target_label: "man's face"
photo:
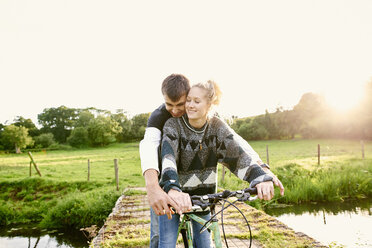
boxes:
[163,94,187,117]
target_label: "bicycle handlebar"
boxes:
[189,187,258,212]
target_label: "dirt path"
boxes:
[91,188,328,248]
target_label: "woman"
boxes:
[158,81,278,247]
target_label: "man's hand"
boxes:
[144,169,180,219]
[168,189,192,216]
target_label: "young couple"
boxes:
[140,74,284,248]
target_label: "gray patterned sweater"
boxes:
[159,115,273,196]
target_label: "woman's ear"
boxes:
[207,102,213,113]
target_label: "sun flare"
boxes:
[325,89,362,112]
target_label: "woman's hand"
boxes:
[262,167,285,196]
[255,181,275,201]
[168,189,192,217]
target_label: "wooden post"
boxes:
[361,140,365,160]
[27,152,42,177]
[29,162,32,177]
[221,165,225,182]
[114,159,119,191]
[266,145,269,165]
[87,159,90,181]
[318,144,320,165]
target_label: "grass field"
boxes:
[0,139,371,230]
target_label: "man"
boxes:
[139,74,284,247]
[140,74,190,247]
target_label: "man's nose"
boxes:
[172,109,180,114]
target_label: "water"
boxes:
[265,199,372,248]
[1,200,371,248]
[0,225,89,248]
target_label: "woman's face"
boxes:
[186,87,211,121]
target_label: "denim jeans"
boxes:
[158,212,212,248]
[150,207,159,248]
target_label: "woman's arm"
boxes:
[213,118,280,199]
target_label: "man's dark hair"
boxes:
[161,74,190,102]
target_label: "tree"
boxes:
[111,109,132,142]
[130,113,150,140]
[0,123,4,150]
[38,106,79,143]
[74,110,95,128]
[237,118,268,140]
[293,93,328,139]
[293,93,327,121]
[67,127,89,148]
[87,115,122,146]
[34,133,56,148]
[1,125,34,153]
[12,116,40,137]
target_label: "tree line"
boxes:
[1,79,371,153]
[231,80,372,141]
[0,107,149,153]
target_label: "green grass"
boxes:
[220,139,372,208]
[1,139,371,232]
[0,142,144,228]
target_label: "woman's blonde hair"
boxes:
[192,80,222,106]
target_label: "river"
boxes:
[1,199,371,248]
[0,225,89,248]
[265,198,372,248]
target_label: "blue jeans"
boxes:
[159,212,212,248]
[150,207,159,248]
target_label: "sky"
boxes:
[1,0,371,125]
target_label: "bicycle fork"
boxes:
[178,214,223,248]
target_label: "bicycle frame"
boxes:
[177,212,223,248]
[175,188,258,248]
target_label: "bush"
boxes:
[40,188,121,229]
[67,127,89,148]
[48,143,73,150]
[238,122,268,140]
[0,203,14,225]
[34,133,56,148]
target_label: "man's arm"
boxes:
[139,127,180,217]
[139,127,162,175]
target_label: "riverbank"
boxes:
[220,157,372,208]
[91,188,328,248]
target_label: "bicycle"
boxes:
[176,187,258,248]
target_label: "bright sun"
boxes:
[325,88,362,112]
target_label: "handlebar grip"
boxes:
[191,199,209,210]
[244,187,258,195]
